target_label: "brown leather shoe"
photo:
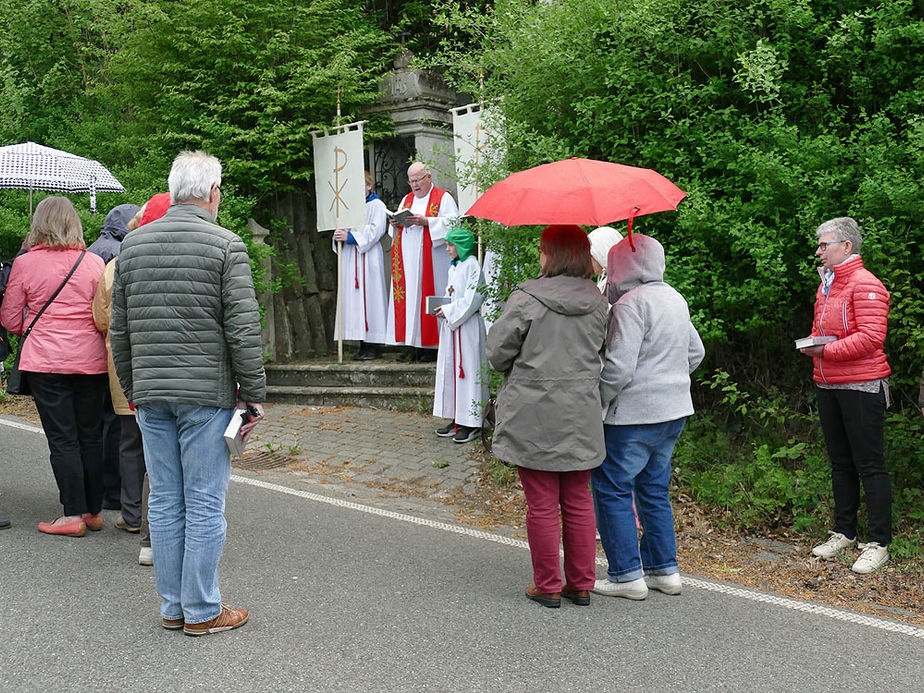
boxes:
[525,584,561,608]
[561,583,591,606]
[162,617,184,630]
[183,604,249,636]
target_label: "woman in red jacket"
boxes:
[1,197,107,537]
[799,217,891,574]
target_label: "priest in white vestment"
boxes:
[333,172,389,359]
[386,161,458,361]
[433,227,488,443]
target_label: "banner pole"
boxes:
[337,240,343,363]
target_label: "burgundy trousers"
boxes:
[517,467,597,594]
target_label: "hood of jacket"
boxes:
[518,275,604,316]
[606,234,665,303]
[99,204,140,241]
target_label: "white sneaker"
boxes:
[851,542,889,574]
[811,531,856,559]
[592,578,648,600]
[645,573,682,595]
[138,546,153,566]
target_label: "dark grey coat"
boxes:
[486,275,608,471]
[109,204,265,407]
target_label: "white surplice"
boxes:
[385,188,458,347]
[433,255,488,428]
[332,197,389,343]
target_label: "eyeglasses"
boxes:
[408,175,431,184]
[817,240,846,251]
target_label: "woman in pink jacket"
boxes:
[799,216,891,574]
[1,197,108,537]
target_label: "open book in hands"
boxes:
[794,335,837,350]
[386,208,416,226]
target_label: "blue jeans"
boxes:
[136,403,234,624]
[592,418,686,582]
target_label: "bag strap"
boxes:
[20,250,86,341]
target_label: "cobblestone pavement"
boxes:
[243,404,483,500]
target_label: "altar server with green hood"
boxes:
[432,226,489,444]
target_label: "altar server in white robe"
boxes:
[333,171,389,360]
[433,227,489,444]
[386,161,459,361]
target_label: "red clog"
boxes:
[82,513,103,531]
[38,516,87,537]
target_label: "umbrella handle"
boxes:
[627,206,639,252]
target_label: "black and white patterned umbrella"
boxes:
[0,141,125,214]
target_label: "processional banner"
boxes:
[451,104,502,214]
[312,122,366,231]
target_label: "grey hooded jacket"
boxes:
[109,204,265,408]
[487,274,608,471]
[601,235,705,425]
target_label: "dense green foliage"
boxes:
[0,0,396,259]
[432,0,924,553]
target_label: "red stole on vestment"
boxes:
[390,186,444,346]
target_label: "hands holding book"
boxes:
[387,209,428,228]
[796,335,836,358]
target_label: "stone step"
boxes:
[265,363,435,389]
[265,385,434,412]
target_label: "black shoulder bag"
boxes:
[6,251,86,396]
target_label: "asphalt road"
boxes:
[1,414,921,692]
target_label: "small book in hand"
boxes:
[387,208,416,226]
[426,295,451,315]
[224,406,255,457]
[794,335,837,350]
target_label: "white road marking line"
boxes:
[231,473,924,640]
[0,417,43,434]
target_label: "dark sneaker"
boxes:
[453,426,480,444]
[184,604,249,636]
[162,616,184,630]
[435,421,456,437]
[0,516,10,530]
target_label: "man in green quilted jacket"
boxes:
[111,150,265,637]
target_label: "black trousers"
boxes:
[29,373,108,516]
[101,391,122,507]
[816,385,892,546]
[118,414,146,528]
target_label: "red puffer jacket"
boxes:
[810,255,890,384]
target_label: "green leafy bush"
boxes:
[431,0,924,553]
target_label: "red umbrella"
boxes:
[466,157,686,248]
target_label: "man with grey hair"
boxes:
[111,150,266,635]
[386,161,458,361]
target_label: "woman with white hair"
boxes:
[799,216,892,574]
